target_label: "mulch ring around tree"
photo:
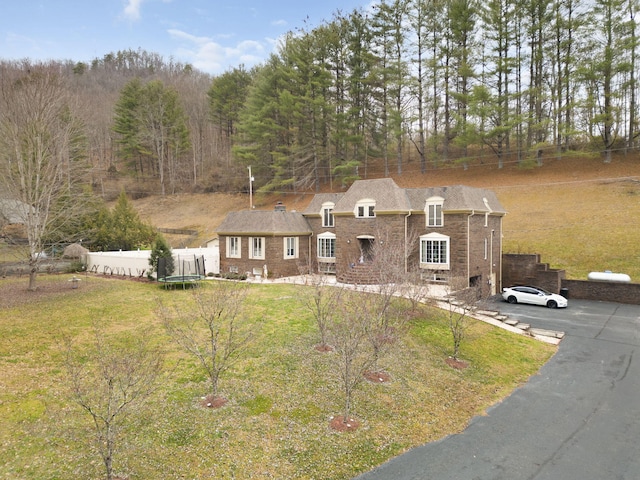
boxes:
[314,343,334,352]
[200,394,228,409]
[329,415,361,432]
[445,356,469,370]
[364,370,391,383]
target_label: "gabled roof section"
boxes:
[333,178,411,213]
[303,193,344,216]
[216,210,312,236]
[406,185,506,214]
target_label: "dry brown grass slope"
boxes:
[133,154,640,280]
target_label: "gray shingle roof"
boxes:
[333,178,412,213]
[322,179,505,215]
[216,210,312,236]
[303,193,344,216]
[217,181,505,237]
[406,185,506,214]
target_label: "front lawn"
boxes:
[0,275,555,479]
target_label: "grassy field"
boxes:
[498,177,640,280]
[0,275,554,480]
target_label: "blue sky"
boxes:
[1,0,370,75]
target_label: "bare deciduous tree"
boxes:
[363,226,418,373]
[443,278,481,360]
[327,289,379,428]
[399,268,432,314]
[300,274,343,351]
[158,281,251,403]
[0,62,88,290]
[64,327,163,480]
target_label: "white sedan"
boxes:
[502,286,568,309]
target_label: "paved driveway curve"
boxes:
[355,299,640,480]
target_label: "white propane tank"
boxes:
[587,271,631,283]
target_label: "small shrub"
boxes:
[221,272,247,280]
[65,260,86,273]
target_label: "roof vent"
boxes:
[274,201,286,212]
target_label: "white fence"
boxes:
[86,247,219,278]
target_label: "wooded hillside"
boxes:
[2,0,640,202]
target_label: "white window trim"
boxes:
[419,232,450,270]
[284,236,299,259]
[321,202,335,227]
[249,236,265,260]
[426,196,444,227]
[317,232,336,261]
[354,198,376,218]
[226,236,241,258]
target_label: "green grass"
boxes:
[499,178,640,281]
[0,276,555,479]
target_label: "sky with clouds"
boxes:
[1,0,370,75]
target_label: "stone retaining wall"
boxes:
[503,253,640,305]
[561,279,640,305]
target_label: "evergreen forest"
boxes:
[2,0,639,200]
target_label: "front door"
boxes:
[358,238,374,263]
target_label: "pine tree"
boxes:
[148,234,174,278]
[108,191,156,251]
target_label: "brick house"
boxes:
[216,205,312,279]
[217,179,506,295]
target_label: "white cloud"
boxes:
[271,19,287,27]
[123,0,144,21]
[168,29,267,74]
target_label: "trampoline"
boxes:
[157,254,206,289]
[157,274,204,287]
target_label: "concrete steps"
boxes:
[472,309,565,345]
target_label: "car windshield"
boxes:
[535,287,552,295]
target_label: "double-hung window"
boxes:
[426,196,444,227]
[322,202,335,227]
[249,237,265,260]
[420,233,450,269]
[227,236,241,258]
[284,237,298,259]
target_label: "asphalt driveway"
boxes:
[355,299,640,480]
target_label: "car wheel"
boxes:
[547,300,558,309]
[507,295,517,304]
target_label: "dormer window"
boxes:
[355,199,376,218]
[321,202,335,227]
[426,196,444,227]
